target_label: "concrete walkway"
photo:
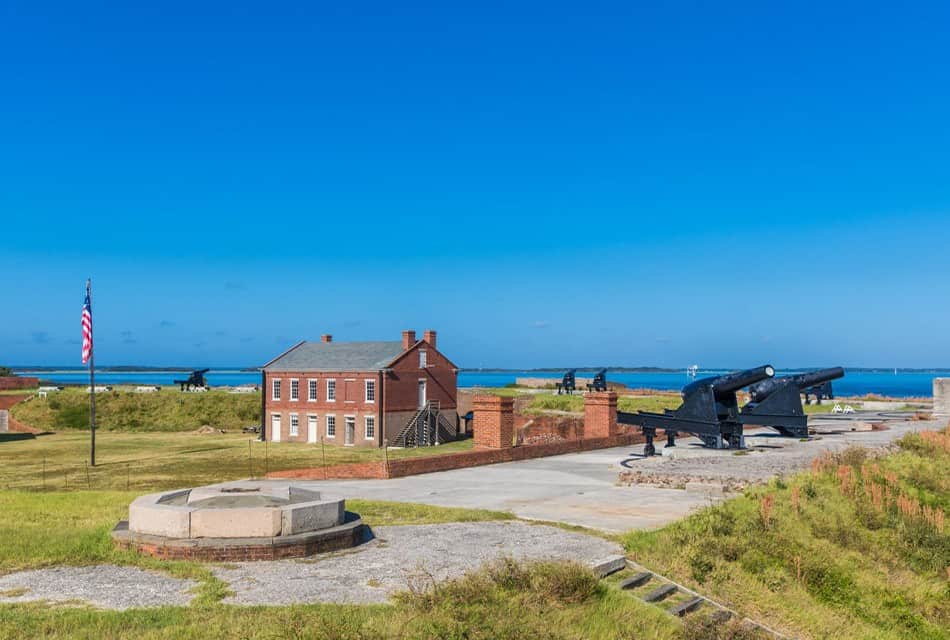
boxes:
[289,415,929,533]
[294,444,717,533]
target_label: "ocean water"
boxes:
[17,368,948,398]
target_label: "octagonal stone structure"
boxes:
[115,480,362,561]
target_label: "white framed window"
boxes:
[271,413,281,442]
[308,379,317,402]
[327,379,336,401]
[419,350,427,368]
[272,378,281,401]
[307,414,318,443]
[289,413,299,437]
[365,415,375,440]
[365,379,376,403]
[326,414,336,437]
[290,379,299,401]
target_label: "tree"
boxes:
[0,366,11,377]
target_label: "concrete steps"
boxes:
[601,559,792,639]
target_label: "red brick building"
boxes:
[261,330,459,447]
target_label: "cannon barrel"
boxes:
[748,367,844,402]
[796,367,844,390]
[682,365,775,398]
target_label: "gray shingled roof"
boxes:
[263,341,406,372]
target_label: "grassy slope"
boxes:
[0,431,473,491]
[624,429,950,640]
[12,387,262,432]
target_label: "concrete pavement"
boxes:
[294,443,718,533]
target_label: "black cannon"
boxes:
[618,365,775,455]
[587,369,608,392]
[174,368,209,391]
[556,369,577,395]
[803,380,835,405]
[742,367,845,437]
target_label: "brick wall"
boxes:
[516,414,583,444]
[584,392,618,438]
[268,428,646,481]
[0,377,39,390]
[262,370,381,446]
[385,341,458,413]
[271,460,389,480]
[473,395,514,448]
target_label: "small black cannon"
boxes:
[174,368,210,391]
[803,380,835,405]
[556,369,577,395]
[618,365,775,455]
[587,369,608,392]
[742,367,845,437]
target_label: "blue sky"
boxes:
[3,1,949,368]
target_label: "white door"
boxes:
[418,379,426,407]
[271,414,281,442]
[307,415,317,443]
[344,416,355,445]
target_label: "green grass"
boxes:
[0,431,473,491]
[0,560,681,639]
[0,490,680,640]
[0,490,512,575]
[624,430,950,640]
[522,393,682,415]
[11,387,262,432]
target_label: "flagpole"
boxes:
[87,279,96,467]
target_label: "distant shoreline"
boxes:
[10,365,950,373]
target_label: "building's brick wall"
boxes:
[383,409,417,444]
[262,370,381,446]
[0,377,39,390]
[385,340,458,413]
[584,392,618,438]
[262,333,459,447]
[473,395,514,449]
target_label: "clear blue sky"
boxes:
[3,1,949,369]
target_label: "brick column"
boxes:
[584,392,617,439]
[0,410,7,433]
[473,395,514,449]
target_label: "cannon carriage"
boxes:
[173,368,210,391]
[617,365,845,455]
[741,367,845,437]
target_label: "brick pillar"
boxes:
[934,378,950,418]
[584,392,618,439]
[0,410,7,433]
[473,395,514,449]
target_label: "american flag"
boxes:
[81,290,93,364]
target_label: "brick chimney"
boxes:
[321,334,333,343]
[402,330,416,350]
[423,329,437,349]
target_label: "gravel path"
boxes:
[0,522,619,609]
[214,521,621,605]
[0,566,197,609]
[619,419,937,488]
